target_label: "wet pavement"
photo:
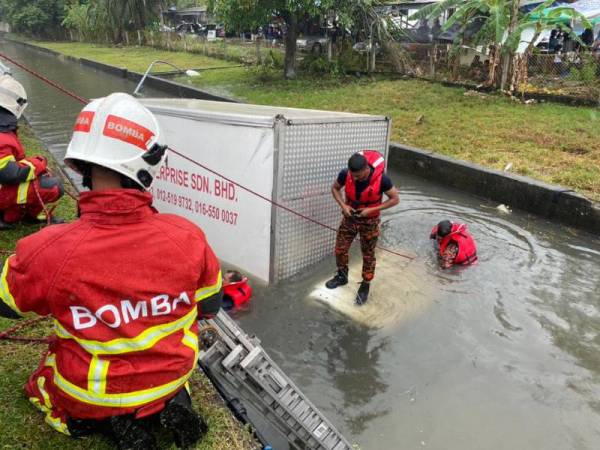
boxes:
[2,36,600,450]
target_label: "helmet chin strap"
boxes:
[80,163,93,190]
[120,175,144,191]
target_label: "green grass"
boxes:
[21,39,600,201]
[0,122,258,450]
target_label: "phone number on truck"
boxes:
[154,189,239,226]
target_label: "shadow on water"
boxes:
[3,36,600,450]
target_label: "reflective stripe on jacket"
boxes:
[0,189,222,420]
[0,130,34,202]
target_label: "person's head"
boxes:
[65,93,167,191]
[224,270,244,285]
[551,29,557,38]
[348,152,370,182]
[0,74,28,120]
[431,220,453,243]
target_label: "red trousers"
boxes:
[0,176,62,223]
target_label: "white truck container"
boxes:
[141,99,390,284]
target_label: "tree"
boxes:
[62,0,166,42]
[208,0,340,79]
[0,0,68,37]
[412,0,592,90]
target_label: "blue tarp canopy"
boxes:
[528,0,600,25]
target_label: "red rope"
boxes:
[0,51,89,105]
[0,51,416,261]
[32,181,54,226]
[0,316,50,345]
[168,147,416,260]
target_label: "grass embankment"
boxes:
[0,122,258,450]
[28,40,600,201]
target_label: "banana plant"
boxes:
[411,0,593,89]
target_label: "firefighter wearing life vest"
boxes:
[326,151,399,305]
[222,270,252,311]
[430,220,478,269]
[0,93,222,450]
[0,74,64,229]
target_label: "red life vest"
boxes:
[437,223,478,266]
[223,278,252,309]
[344,150,385,218]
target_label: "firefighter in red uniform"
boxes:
[0,74,63,228]
[430,220,478,269]
[326,151,400,305]
[0,93,222,450]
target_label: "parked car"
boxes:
[296,35,329,54]
[352,41,382,54]
[175,23,205,38]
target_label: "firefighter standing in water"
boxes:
[0,74,64,228]
[430,220,478,269]
[326,151,399,305]
[0,93,222,450]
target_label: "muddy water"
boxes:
[0,38,167,184]
[236,171,600,450]
[3,37,600,450]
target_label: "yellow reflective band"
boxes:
[45,354,194,408]
[181,327,199,354]
[16,180,30,205]
[45,414,70,436]
[195,271,222,303]
[0,256,25,317]
[0,155,16,170]
[88,356,110,394]
[54,307,198,356]
[20,159,36,182]
[28,379,71,436]
[37,376,52,409]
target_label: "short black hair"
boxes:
[348,153,368,172]
[226,270,243,283]
[437,220,452,237]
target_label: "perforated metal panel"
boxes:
[273,118,390,282]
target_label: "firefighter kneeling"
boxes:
[0,93,222,450]
[0,75,64,228]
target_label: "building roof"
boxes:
[178,7,207,14]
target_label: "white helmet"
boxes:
[0,74,28,119]
[65,93,167,189]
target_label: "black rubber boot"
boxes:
[108,415,157,450]
[325,270,348,289]
[160,389,208,449]
[0,216,13,230]
[355,281,370,305]
[67,417,103,438]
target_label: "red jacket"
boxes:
[0,130,47,205]
[0,190,222,421]
[436,223,478,266]
[344,150,385,218]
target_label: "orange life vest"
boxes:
[223,278,252,309]
[435,223,478,265]
[344,150,385,218]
